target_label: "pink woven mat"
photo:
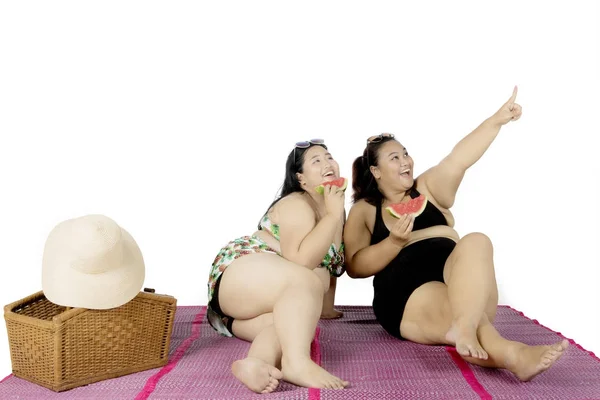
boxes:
[1,305,599,399]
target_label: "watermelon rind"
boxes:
[315,177,348,195]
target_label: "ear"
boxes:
[369,165,381,180]
[296,172,307,186]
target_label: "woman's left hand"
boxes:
[491,86,523,126]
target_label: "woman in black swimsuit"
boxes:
[343,87,568,381]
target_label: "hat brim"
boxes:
[42,227,145,310]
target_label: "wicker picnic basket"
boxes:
[3,288,177,392]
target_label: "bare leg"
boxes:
[219,253,349,390]
[463,315,569,381]
[321,276,343,319]
[485,272,499,324]
[226,314,282,393]
[400,282,568,381]
[443,233,496,359]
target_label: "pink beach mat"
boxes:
[1,305,599,399]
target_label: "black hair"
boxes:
[257,143,328,229]
[351,136,397,206]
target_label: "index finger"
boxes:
[506,85,518,105]
[405,215,415,232]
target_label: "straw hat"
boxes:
[42,214,145,309]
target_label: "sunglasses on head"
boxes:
[367,133,394,144]
[295,138,325,148]
[365,133,395,167]
[294,138,325,159]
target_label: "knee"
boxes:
[461,232,493,252]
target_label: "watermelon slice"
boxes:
[386,194,427,218]
[315,177,348,195]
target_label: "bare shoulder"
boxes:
[270,193,316,224]
[344,199,377,266]
[414,177,456,228]
[347,199,376,234]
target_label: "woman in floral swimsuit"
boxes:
[206,139,349,394]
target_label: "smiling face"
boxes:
[370,140,414,193]
[297,145,340,191]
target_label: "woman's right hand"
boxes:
[324,184,346,218]
[389,214,415,247]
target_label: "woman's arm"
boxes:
[422,87,523,209]
[343,201,413,278]
[277,189,345,269]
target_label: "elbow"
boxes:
[344,260,365,279]
[346,267,359,279]
[344,256,357,278]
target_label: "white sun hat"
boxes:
[42,214,145,309]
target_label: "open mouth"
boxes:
[323,171,336,178]
[400,169,411,177]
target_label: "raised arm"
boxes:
[343,201,414,279]
[422,86,523,209]
[277,187,345,269]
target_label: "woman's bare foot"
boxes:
[232,357,283,394]
[505,339,569,381]
[320,309,343,319]
[281,356,349,389]
[446,321,488,359]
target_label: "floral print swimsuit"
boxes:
[206,213,345,337]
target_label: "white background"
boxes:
[1,1,598,379]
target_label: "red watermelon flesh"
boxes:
[385,194,427,218]
[315,177,348,195]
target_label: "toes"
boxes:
[328,377,343,390]
[480,349,489,360]
[459,349,471,357]
[331,377,342,389]
[540,359,552,368]
[262,378,278,393]
[556,340,569,352]
[542,352,554,361]
[466,344,487,360]
[333,377,349,389]
[457,345,470,357]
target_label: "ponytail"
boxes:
[351,153,383,205]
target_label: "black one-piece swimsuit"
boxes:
[371,188,457,339]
